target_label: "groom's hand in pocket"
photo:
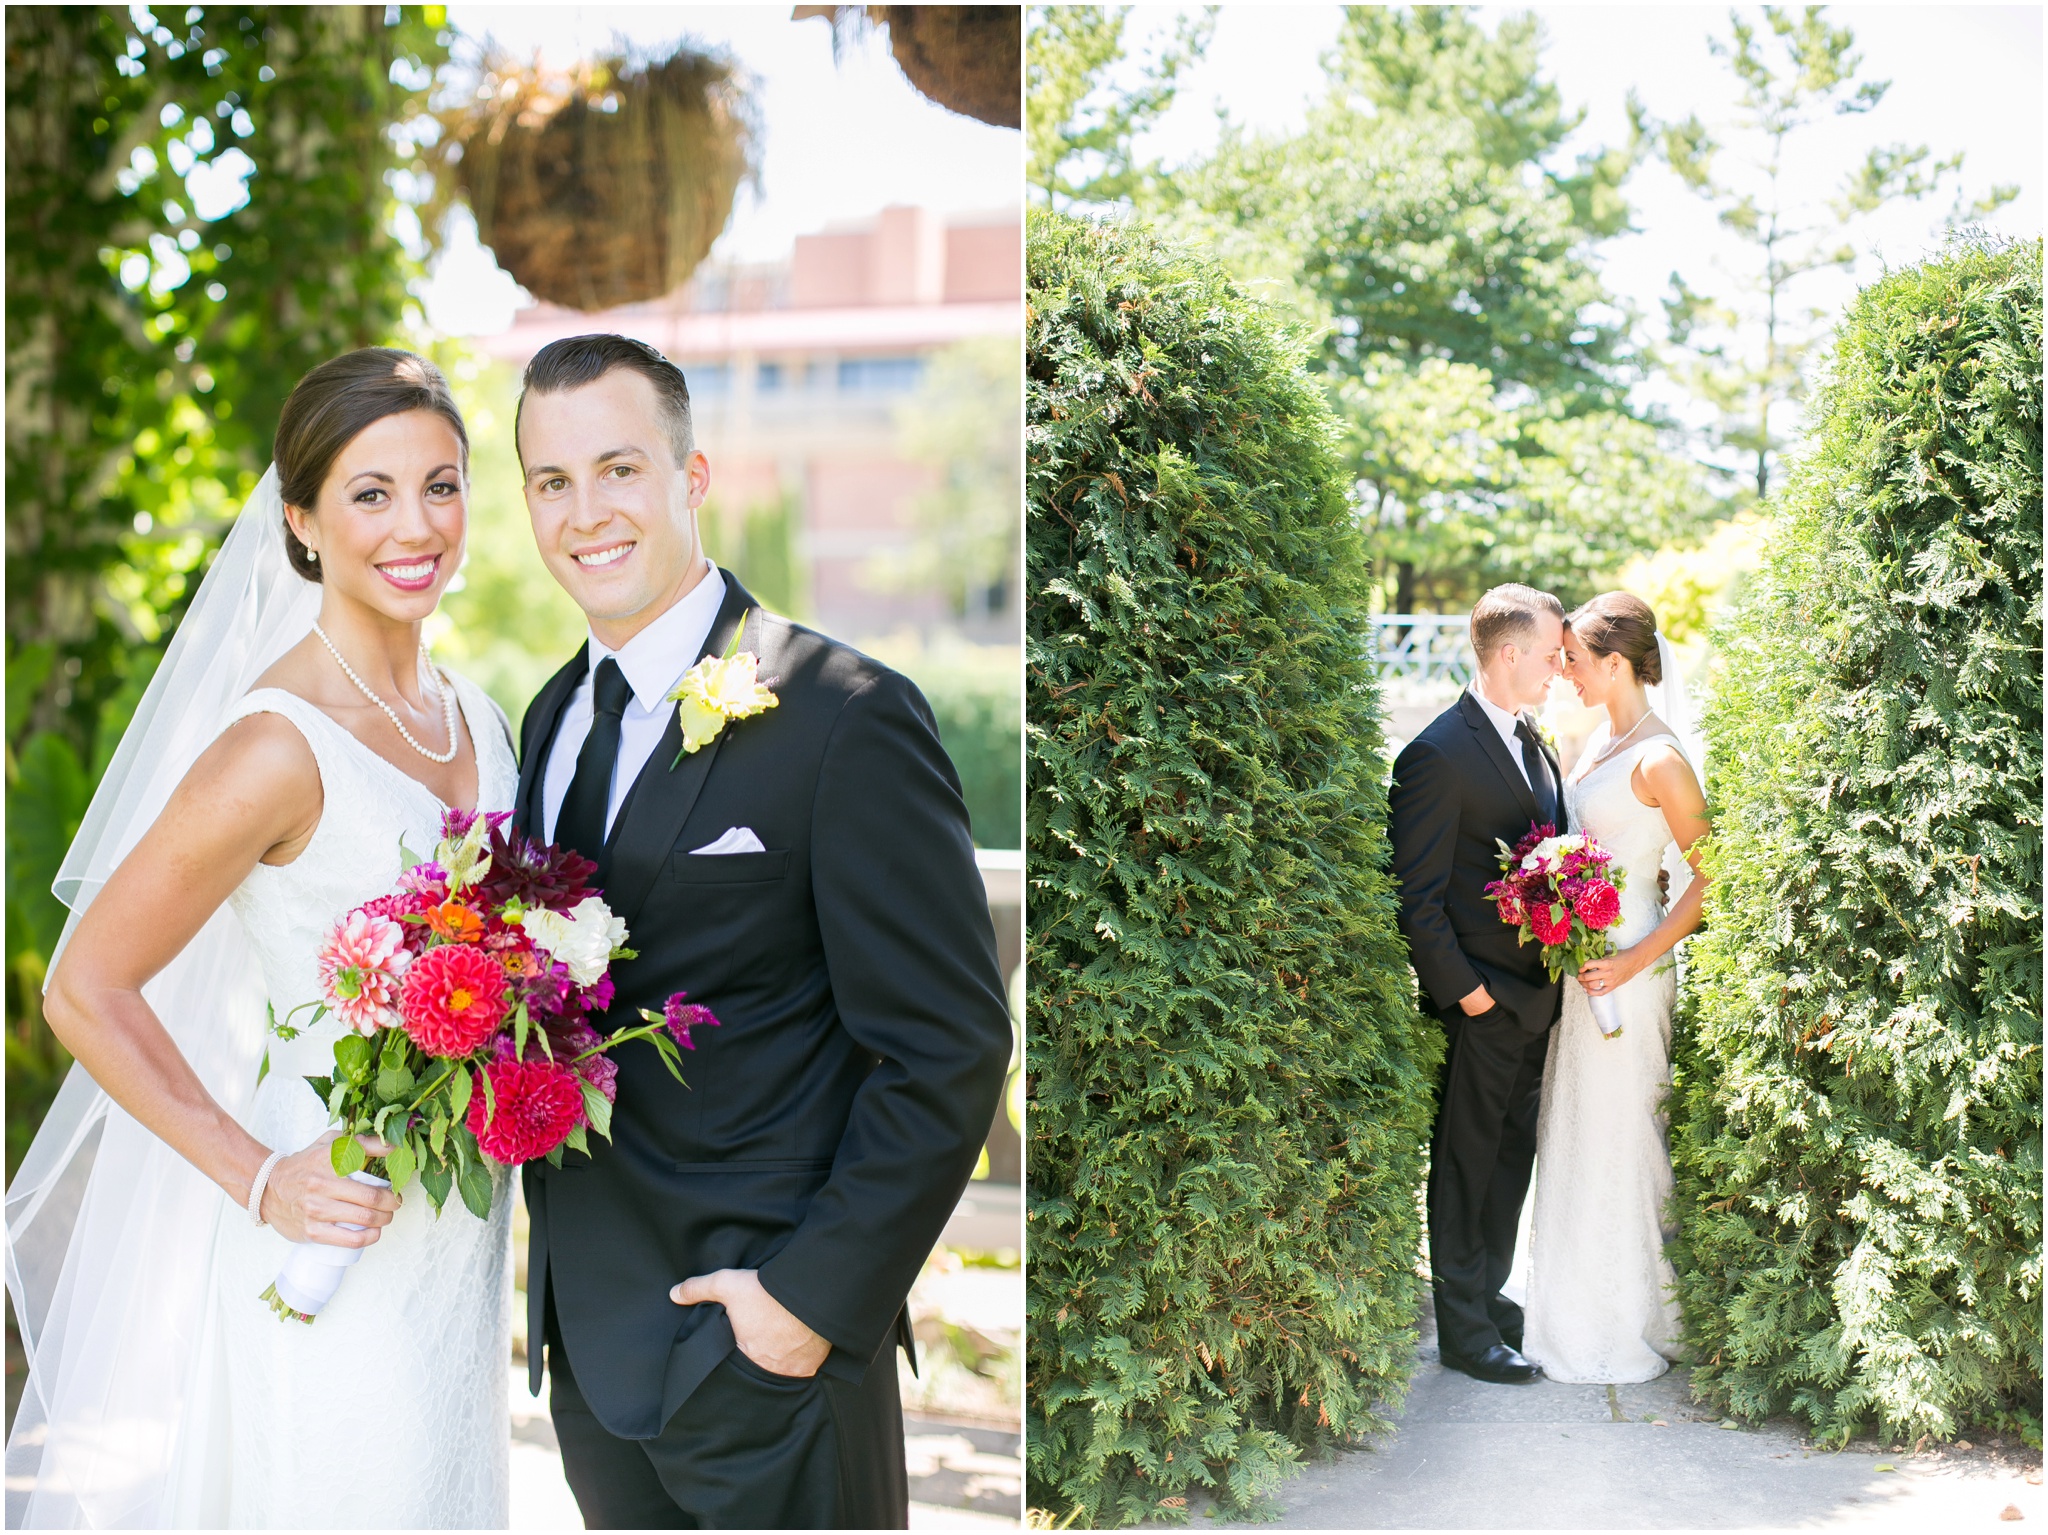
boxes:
[672,1268,831,1378]
[259,1130,401,1247]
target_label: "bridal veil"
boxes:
[5,469,318,1527]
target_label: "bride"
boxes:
[1519,592,1710,1386]
[6,349,516,1527]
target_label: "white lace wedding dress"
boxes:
[188,677,517,1527]
[1518,729,1688,1385]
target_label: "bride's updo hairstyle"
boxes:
[1566,592,1663,685]
[273,347,470,583]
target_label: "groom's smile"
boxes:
[574,539,635,570]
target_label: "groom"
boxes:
[1387,584,1566,1387]
[510,333,1012,1527]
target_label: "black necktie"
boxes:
[554,658,631,869]
[1515,716,1559,828]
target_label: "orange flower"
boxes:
[425,899,485,943]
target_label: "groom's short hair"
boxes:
[1470,583,1565,665]
[516,334,695,467]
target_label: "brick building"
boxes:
[479,205,1021,643]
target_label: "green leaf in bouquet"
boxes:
[334,1033,374,1085]
[513,1000,529,1061]
[419,1157,452,1214]
[326,1079,351,1119]
[331,1133,368,1178]
[564,1123,590,1157]
[447,1063,473,1119]
[578,1079,613,1141]
[398,832,424,872]
[257,1047,271,1087]
[478,1066,497,1127]
[456,1157,494,1220]
[546,1144,564,1168]
[430,1111,448,1159]
[376,1066,414,1102]
[306,1075,334,1102]
[384,1136,417,1191]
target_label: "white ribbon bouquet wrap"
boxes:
[265,1170,391,1319]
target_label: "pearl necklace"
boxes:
[1587,707,1654,771]
[313,624,459,764]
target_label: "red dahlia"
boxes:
[400,944,510,1057]
[1529,900,1573,947]
[1573,879,1621,931]
[467,1055,586,1164]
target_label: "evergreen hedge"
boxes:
[1025,211,1437,1524]
[1670,238,2043,1446]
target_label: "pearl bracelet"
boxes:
[246,1149,287,1227]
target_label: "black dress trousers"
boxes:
[544,1293,908,1530]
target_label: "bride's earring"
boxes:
[308,549,318,563]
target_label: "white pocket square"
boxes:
[689,827,767,855]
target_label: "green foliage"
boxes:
[1025,211,1437,1524]
[1669,238,2043,1447]
[877,335,1023,624]
[1025,5,1214,211]
[5,4,448,1174]
[1648,5,2017,499]
[1150,5,1718,611]
[917,652,1022,851]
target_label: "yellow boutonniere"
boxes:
[668,629,778,767]
[1536,720,1559,752]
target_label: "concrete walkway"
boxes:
[1200,1314,2042,1530]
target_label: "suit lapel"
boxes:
[600,577,762,927]
[1459,689,1541,825]
[515,645,588,838]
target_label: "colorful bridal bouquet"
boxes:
[261,808,720,1321]
[1483,822,1629,1038]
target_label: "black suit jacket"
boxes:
[1387,690,1567,1038]
[515,577,1011,1440]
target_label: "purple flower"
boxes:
[545,1018,619,1102]
[663,992,722,1051]
[398,861,450,897]
[521,961,574,1020]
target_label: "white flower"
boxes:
[517,896,627,986]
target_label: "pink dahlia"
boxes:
[467,1055,586,1164]
[316,910,410,1035]
[1529,899,1573,948]
[1495,891,1526,926]
[1573,879,1621,931]
[400,944,510,1057]
[663,993,722,1051]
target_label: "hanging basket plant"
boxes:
[796,6,1019,129]
[437,45,760,312]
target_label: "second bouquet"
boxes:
[262,807,720,1321]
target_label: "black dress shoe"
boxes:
[1440,1343,1540,1384]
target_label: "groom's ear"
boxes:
[684,449,712,511]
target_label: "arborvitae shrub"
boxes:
[1024,211,1437,1524]
[1670,238,2043,1446]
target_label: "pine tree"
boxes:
[1025,211,1438,1524]
[1669,237,2042,1446]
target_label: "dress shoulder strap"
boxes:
[221,687,351,783]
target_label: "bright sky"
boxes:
[422,4,1020,335]
[1120,4,2042,429]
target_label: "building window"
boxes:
[836,356,925,393]
[684,363,730,396]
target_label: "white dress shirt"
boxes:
[542,562,728,844]
[1467,682,1535,792]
